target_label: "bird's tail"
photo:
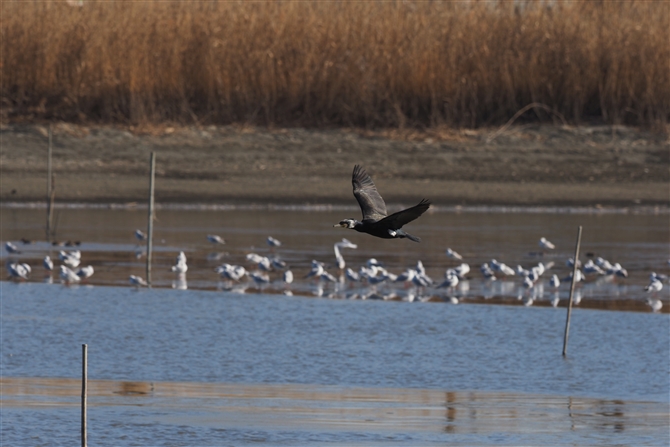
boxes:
[396,229,421,242]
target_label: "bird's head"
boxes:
[334,219,357,229]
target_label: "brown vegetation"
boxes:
[2,1,669,128]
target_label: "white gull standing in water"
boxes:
[334,238,358,270]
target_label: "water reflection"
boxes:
[2,377,667,446]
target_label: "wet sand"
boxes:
[1,123,667,208]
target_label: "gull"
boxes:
[59,265,80,283]
[334,238,358,270]
[412,272,432,288]
[539,237,555,250]
[562,270,585,283]
[516,265,530,277]
[549,274,560,288]
[129,275,148,287]
[4,242,20,254]
[453,263,470,279]
[446,248,463,261]
[134,229,148,242]
[61,254,81,269]
[171,261,188,274]
[171,252,188,273]
[606,263,628,278]
[566,258,582,269]
[526,264,545,282]
[523,276,534,289]
[650,272,668,284]
[250,272,270,286]
[267,236,282,247]
[216,264,247,281]
[490,259,515,276]
[438,271,459,289]
[414,261,433,285]
[271,257,287,270]
[644,278,663,293]
[257,256,272,272]
[583,259,605,275]
[394,268,415,284]
[345,268,360,282]
[306,260,325,279]
[282,270,294,285]
[43,255,54,271]
[206,235,226,245]
[7,261,30,280]
[480,263,497,280]
[246,253,266,265]
[359,264,379,280]
[76,265,94,279]
[595,257,613,271]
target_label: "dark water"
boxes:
[1,206,669,445]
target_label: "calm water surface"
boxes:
[1,207,669,445]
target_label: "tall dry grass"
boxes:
[2,0,668,128]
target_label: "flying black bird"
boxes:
[334,165,430,242]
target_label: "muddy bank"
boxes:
[1,123,667,208]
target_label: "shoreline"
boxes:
[2,200,668,215]
[1,123,668,208]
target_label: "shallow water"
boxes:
[1,207,669,445]
[2,283,669,445]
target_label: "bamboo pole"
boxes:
[146,152,156,286]
[562,226,583,357]
[81,344,87,447]
[46,125,53,242]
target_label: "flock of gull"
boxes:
[5,231,665,312]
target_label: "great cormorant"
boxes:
[334,165,430,242]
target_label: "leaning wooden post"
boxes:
[81,343,87,447]
[562,226,583,357]
[46,125,53,242]
[146,152,156,287]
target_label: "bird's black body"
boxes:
[334,165,430,242]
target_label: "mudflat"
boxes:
[1,123,667,208]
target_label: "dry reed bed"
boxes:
[2,1,669,128]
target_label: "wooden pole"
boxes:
[81,344,87,447]
[146,152,156,286]
[46,125,53,242]
[562,226,583,357]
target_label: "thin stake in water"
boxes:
[81,344,87,447]
[146,152,156,286]
[46,125,54,242]
[562,226,583,357]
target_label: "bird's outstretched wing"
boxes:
[377,199,430,229]
[352,165,387,221]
